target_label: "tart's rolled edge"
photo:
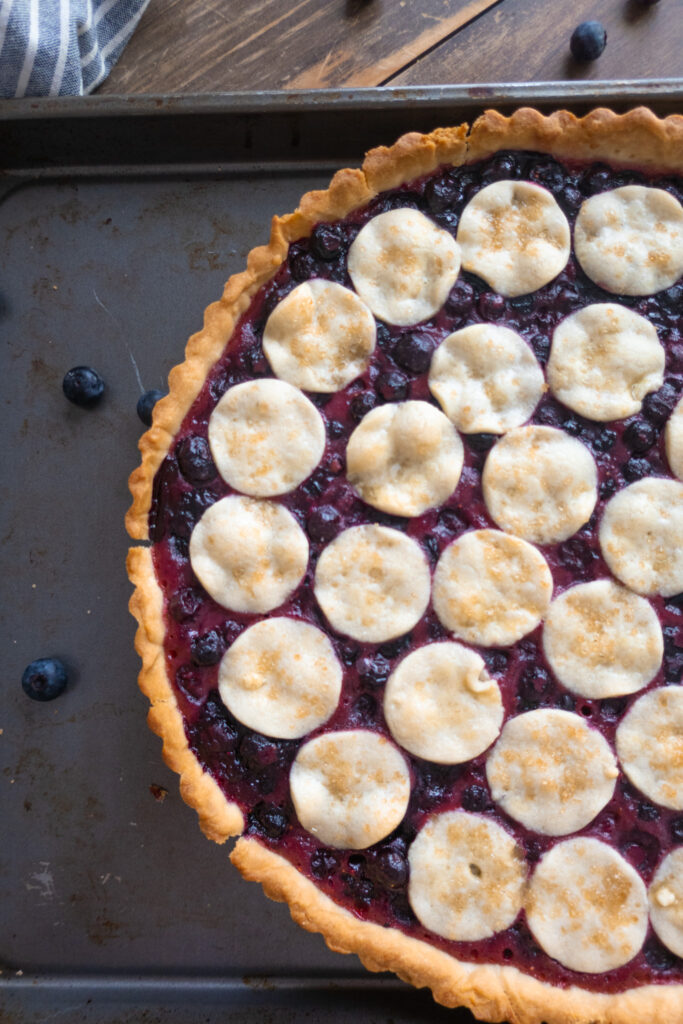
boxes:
[125,123,469,540]
[467,105,683,169]
[232,837,683,1024]
[127,545,244,841]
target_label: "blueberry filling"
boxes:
[149,150,683,992]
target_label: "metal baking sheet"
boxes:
[1,82,681,1024]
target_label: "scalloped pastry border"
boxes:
[126,106,683,1024]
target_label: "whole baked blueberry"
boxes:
[22,657,68,701]
[623,418,657,453]
[176,435,217,483]
[191,629,225,666]
[310,224,344,260]
[306,504,341,543]
[62,366,105,406]
[376,370,409,402]
[137,388,166,426]
[394,334,432,374]
[570,21,607,61]
[446,280,474,318]
[250,802,289,839]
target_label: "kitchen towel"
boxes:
[0,0,150,97]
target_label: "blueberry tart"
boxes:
[127,107,683,1024]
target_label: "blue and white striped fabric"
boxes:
[0,0,150,98]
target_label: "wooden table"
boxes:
[100,0,682,95]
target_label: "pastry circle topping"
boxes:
[456,180,570,297]
[313,524,430,642]
[574,185,683,295]
[289,730,410,849]
[542,579,663,699]
[428,324,545,434]
[347,208,461,326]
[189,495,308,613]
[263,279,376,392]
[666,395,683,481]
[526,838,648,973]
[482,426,598,545]
[383,642,503,764]
[408,811,526,942]
[432,529,552,647]
[217,617,342,739]
[346,401,464,517]
[616,686,683,810]
[486,709,618,835]
[208,379,326,496]
[649,849,683,959]
[599,477,683,597]
[547,304,664,422]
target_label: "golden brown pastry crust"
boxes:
[467,106,683,170]
[127,107,683,1023]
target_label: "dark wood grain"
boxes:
[389,0,683,86]
[99,0,502,94]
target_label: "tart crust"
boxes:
[127,107,683,1023]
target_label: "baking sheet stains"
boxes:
[25,861,55,902]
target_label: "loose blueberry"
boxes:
[168,587,202,622]
[559,185,583,213]
[600,697,627,721]
[339,641,359,666]
[582,164,611,196]
[599,476,619,500]
[349,391,376,421]
[478,292,506,320]
[424,175,460,214]
[461,784,489,812]
[289,250,317,282]
[343,874,375,905]
[172,489,215,539]
[527,159,564,192]
[620,829,660,872]
[622,457,651,482]
[643,381,678,427]
[136,388,166,427]
[238,733,281,771]
[446,280,475,317]
[591,428,617,453]
[376,370,409,402]
[671,816,683,843]
[558,537,595,576]
[394,334,432,374]
[176,436,217,483]
[483,153,520,183]
[357,653,392,688]
[482,649,509,676]
[306,504,341,543]
[644,939,679,973]
[467,432,498,453]
[191,629,225,666]
[379,634,412,659]
[623,418,657,453]
[62,366,105,406]
[250,802,289,839]
[368,849,409,890]
[21,657,68,702]
[311,224,344,261]
[310,848,339,878]
[556,692,576,712]
[350,693,377,724]
[328,418,345,439]
[637,802,660,822]
[437,507,467,535]
[570,21,607,61]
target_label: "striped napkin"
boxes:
[0,0,150,97]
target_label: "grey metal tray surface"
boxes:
[1,83,681,1024]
